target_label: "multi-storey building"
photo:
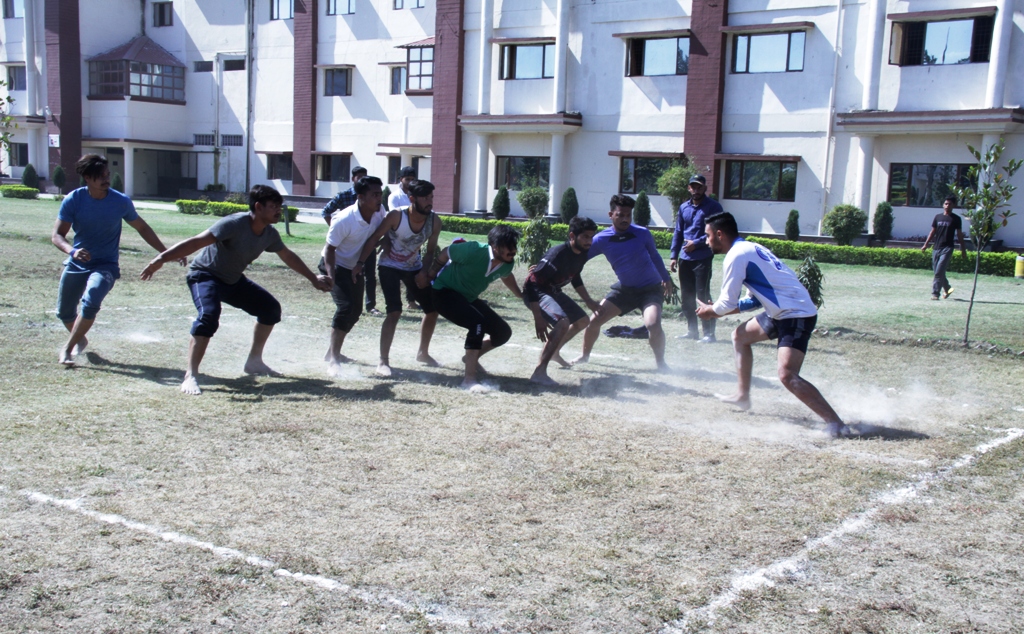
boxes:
[2,1,1022,244]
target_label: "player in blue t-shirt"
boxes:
[50,154,182,365]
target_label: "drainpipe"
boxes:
[214,51,223,188]
[245,0,255,190]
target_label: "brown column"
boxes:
[430,0,465,214]
[684,0,728,195]
[45,0,82,193]
[292,0,318,196]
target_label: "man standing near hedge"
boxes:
[920,195,967,300]
[670,174,720,342]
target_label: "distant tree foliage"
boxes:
[785,209,800,241]
[633,191,651,227]
[822,204,867,246]
[517,186,549,219]
[873,201,894,245]
[51,165,66,192]
[656,164,698,223]
[20,163,38,189]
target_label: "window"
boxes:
[194,133,215,146]
[2,0,23,19]
[317,155,352,182]
[500,43,555,80]
[181,152,198,189]
[324,68,352,96]
[406,47,433,91]
[8,142,28,167]
[88,61,127,97]
[153,2,173,27]
[733,31,805,73]
[6,65,26,91]
[326,0,354,14]
[267,154,293,180]
[390,66,407,95]
[626,38,689,76]
[387,156,401,183]
[223,59,245,71]
[270,0,293,20]
[194,61,213,73]
[496,156,550,190]
[888,163,975,207]
[393,0,425,7]
[620,157,672,195]
[88,60,185,103]
[725,160,797,201]
[221,134,243,147]
[889,17,993,66]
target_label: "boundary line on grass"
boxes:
[22,491,501,630]
[662,427,1024,633]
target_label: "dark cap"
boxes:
[351,165,368,177]
[689,174,706,186]
[399,166,417,178]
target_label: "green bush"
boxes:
[207,201,247,217]
[435,214,678,250]
[176,199,208,215]
[795,256,824,307]
[517,186,549,219]
[785,209,800,241]
[175,199,297,223]
[20,163,39,189]
[1,185,40,199]
[519,217,553,266]
[656,164,697,223]
[873,201,894,244]
[634,191,651,227]
[225,191,248,205]
[111,171,124,193]
[204,182,226,192]
[821,204,867,246]
[491,185,510,220]
[560,187,579,223]
[51,165,66,191]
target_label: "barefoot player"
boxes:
[695,212,850,438]
[141,185,331,395]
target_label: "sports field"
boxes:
[2,199,1023,632]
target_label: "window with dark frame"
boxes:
[324,68,352,96]
[193,133,215,146]
[221,134,243,147]
[889,16,993,66]
[326,0,355,15]
[393,0,425,7]
[193,61,213,73]
[270,0,293,20]
[6,65,26,91]
[267,154,293,180]
[2,0,23,19]
[626,37,689,77]
[887,163,976,207]
[724,160,797,201]
[619,157,672,195]
[387,156,402,184]
[316,155,352,182]
[8,142,28,167]
[733,31,805,73]
[500,43,555,80]
[406,47,433,91]
[223,59,245,71]
[88,60,185,103]
[495,156,550,190]
[153,2,173,27]
[390,66,407,95]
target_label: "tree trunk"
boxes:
[963,249,982,346]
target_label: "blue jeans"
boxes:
[186,270,282,338]
[932,246,953,297]
[56,267,117,322]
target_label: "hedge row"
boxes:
[176,199,298,223]
[1,185,40,199]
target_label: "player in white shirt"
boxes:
[387,165,415,211]
[696,212,850,438]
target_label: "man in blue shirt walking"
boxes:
[670,174,721,342]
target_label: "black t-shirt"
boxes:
[932,212,962,249]
[523,241,587,302]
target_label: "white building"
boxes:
[2,0,1022,244]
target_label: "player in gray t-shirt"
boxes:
[142,185,331,395]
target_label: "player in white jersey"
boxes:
[695,212,850,438]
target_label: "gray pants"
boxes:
[932,246,953,297]
[678,257,715,337]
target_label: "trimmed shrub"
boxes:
[821,204,867,246]
[225,191,248,205]
[175,199,298,223]
[560,187,579,223]
[207,201,246,217]
[176,199,208,215]
[873,201,894,245]
[519,217,553,266]
[1,185,40,199]
[491,185,510,220]
[111,172,124,193]
[51,165,66,192]
[656,164,697,223]
[204,182,226,192]
[517,186,549,219]
[20,163,39,189]
[634,191,651,227]
[382,185,391,211]
[785,209,800,241]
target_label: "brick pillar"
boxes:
[684,0,728,195]
[431,0,466,214]
[45,0,82,193]
[292,0,318,196]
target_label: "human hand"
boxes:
[414,271,430,289]
[71,247,92,263]
[140,258,162,281]
[533,315,550,342]
[313,274,332,292]
[351,263,363,284]
[669,258,677,272]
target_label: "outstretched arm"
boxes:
[500,274,523,299]
[127,217,186,266]
[572,284,601,313]
[277,247,332,291]
[141,232,217,280]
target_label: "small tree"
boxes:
[873,201,894,245]
[560,187,579,223]
[51,165,66,192]
[795,256,824,308]
[821,204,867,246]
[517,185,549,219]
[491,185,510,220]
[0,79,14,155]
[633,191,652,227]
[656,163,698,223]
[111,171,124,192]
[785,209,800,241]
[519,217,552,267]
[381,185,391,211]
[949,138,1022,346]
[21,163,39,189]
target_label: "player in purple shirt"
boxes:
[571,194,672,370]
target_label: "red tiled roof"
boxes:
[396,36,435,49]
[88,36,185,67]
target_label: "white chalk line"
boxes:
[22,491,502,630]
[662,427,1024,633]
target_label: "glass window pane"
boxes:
[787,32,805,71]
[422,47,433,61]
[421,76,432,90]
[643,38,677,76]
[740,161,780,200]
[776,163,797,201]
[514,45,544,79]
[677,38,690,74]
[727,162,742,198]
[635,158,670,194]
[748,33,790,73]
[909,164,958,207]
[543,44,555,78]
[620,158,635,193]
[734,36,748,73]
[923,19,973,65]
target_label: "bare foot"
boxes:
[462,356,487,376]
[181,374,202,395]
[551,352,571,369]
[656,362,672,373]
[529,370,558,386]
[416,352,440,367]
[715,393,752,411]
[243,358,283,377]
[72,336,88,356]
[461,381,492,393]
[58,347,75,366]
[570,353,590,366]
[376,362,393,377]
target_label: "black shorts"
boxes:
[755,312,817,354]
[378,266,435,314]
[527,289,588,326]
[605,282,664,315]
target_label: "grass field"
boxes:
[2,199,1024,633]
